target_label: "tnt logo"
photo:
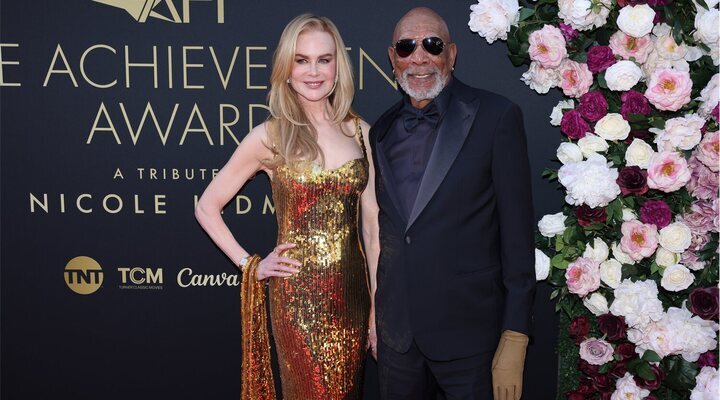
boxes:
[93,0,225,23]
[118,267,163,285]
[64,256,104,295]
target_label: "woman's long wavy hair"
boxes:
[264,14,356,169]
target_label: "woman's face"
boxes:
[290,30,337,105]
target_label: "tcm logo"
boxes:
[93,0,225,23]
[64,256,104,295]
[118,267,164,290]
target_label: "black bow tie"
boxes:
[402,103,440,132]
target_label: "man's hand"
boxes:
[492,330,529,400]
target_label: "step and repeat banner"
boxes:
[1,1,563,398]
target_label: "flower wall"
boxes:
[469,0,719,398]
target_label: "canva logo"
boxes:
[64,256,104,294]
[93,0,225,23]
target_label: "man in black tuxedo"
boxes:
[368,7,536,400]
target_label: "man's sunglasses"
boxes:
[394,37,445,58]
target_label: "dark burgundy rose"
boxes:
[559,22,579,41]
[579,360,600,376]
[698,351,719,368]
[599,391,613,400]
[598,314,628,341]
[617,166,649,196]
[592,374,613,392]
[635,364,665,391]
[615,342,636,361]
[639,199,672,229]
[712,104,719,121]
[647,0,669,5]
[645,396,659,400]
[578,91,609,122]
[561,110,590,139]
[576,204,608,226]
[610,361,629,378]
[620,90,652,120]
[701,122,708,134]
[566,391,585,400]
[617,0,647,6]
[690,287,719,320]
[587,46,617,73]
[623,129,652,144]
[570,315,591,343]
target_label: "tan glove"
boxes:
[492,330,529,400]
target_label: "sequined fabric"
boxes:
[240,255,275,400]
[268,121,370,399]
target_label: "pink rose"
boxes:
[609,31,653,64]
[620,220,660,261]
[646,151,691,193]
[579,338,615,365]
[644,69,693,111]
[687,155,719,200]
[529,24,567,68]
[696,131,719,172]
[681,250,705,271]
[565,257,601,296]
[559,59,593,98]
[653,115,706,152]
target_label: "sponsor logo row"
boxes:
[64,255,239,294]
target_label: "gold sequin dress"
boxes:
[267,122,370,399]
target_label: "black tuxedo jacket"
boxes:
[369,78,536,361]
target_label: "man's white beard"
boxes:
[396,66,447,103]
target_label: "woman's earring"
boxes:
[286,78,291,84]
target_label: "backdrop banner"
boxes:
[1,1,562,398]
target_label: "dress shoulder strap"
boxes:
[354,117,367,158]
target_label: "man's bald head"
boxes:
[392,7,451,43]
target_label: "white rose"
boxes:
[697,73,719,118]
[652,114,705,152]
[535,249,551,280]
[538,212,567,237]
[625,139,655,169]
[610,279,664,327]
[617,4,656,38]
[694,8,720,47]
[521,61,561,94]
[655,246,681,267]
[600,258,623,288]
[622,207,638,222]
[656,32,688,61]
[558,0,612,31]
[578,134,609,158]
[558,154,621,208]
[550,99,575,126]
[605,60,643,91]
[557,142,584,164]
[584,237,610,263]
[595,113,631,141]
[661,263,695,291]
[611,373,651,400]
[583,292,610,315]
[659,222,693,253]
[612,242,637,265]
[691,367,720,400]
[468,0,520,44]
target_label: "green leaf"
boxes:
[552,254,570,270]
[642,350,662,363]
[507,53,529,67]
[597,73,608,89]
[696,0,709,9]
[664,356,699,391]
[555,235,565,252]
[649,117,666,129]
[519,8,535,22]
[636,362,656,381]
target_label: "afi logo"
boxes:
[93,0,225,23]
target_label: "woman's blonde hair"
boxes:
[265,14,356,169]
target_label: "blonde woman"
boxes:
[195,14,379,400]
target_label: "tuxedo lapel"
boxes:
[406,92,481,232]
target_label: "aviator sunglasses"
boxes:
[394,37,445,58]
